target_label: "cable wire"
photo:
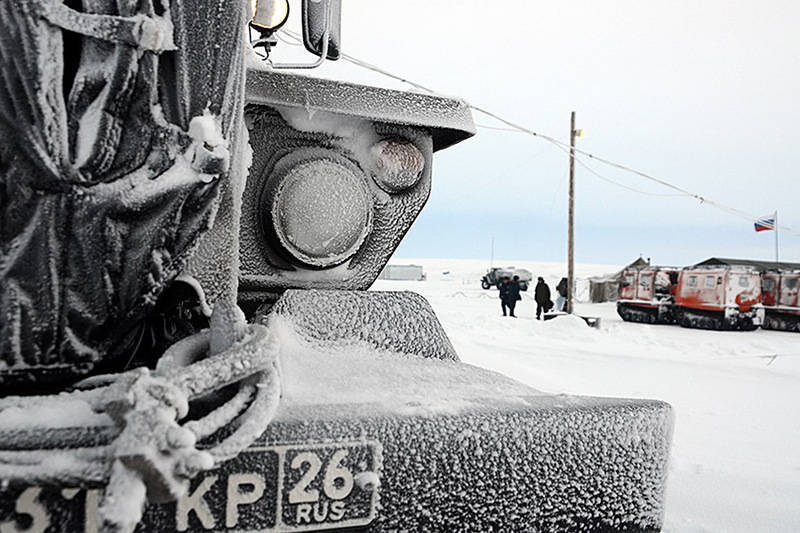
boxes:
[468,109,800,236]
[574,155,685,198]
[476,123,685,198]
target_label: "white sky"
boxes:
[271,0,800,265]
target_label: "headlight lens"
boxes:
[268,157,372,268]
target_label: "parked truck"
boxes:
[481,266,532,291]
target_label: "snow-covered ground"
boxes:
[373,258,800,533]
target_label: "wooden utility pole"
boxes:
[567,111,576,314]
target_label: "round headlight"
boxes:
[268,157,372,268]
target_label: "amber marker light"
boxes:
[250,0,290,31]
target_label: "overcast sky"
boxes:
[274,0,800,266]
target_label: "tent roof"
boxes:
[693,257,800,272]
[590,257,650,281]
[627,257,650,269]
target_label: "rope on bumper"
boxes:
[0,302,281,533]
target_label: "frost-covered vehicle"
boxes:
[674,267,764,330]
[0,0,672,532]
[761,271,800,331]
[617,267,679,324]
[481,267,532,290]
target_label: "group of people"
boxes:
[497,276,569,320]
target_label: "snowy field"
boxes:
[373,258,800,533]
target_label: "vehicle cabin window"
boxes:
[624,274,634,286]
[738,276,750,288]
[704,276,715,288]
[763,279,776,291]
[687,276,697,287]
[786,278,799,290]
[640,275,652,288]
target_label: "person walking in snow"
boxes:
[556,277,568,312]
[498,276,510,316]
[535,277,551,320]
[502,275,522,317]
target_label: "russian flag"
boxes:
[754,216,775,232]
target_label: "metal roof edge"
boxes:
[245,69,476,151]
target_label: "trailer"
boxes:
[378,264,426,281]
[674,267,764,330]
[762,271,800,331]
[617,267,679,324]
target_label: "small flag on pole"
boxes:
[754,216,775,232]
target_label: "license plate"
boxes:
[272,441,382,531]
[0,440,382,532]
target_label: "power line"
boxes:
[276,31,799,236]
[474,106,800,232]
[282,29,441,95]
[474,123,527,133]
[475,124,689,199]
[573,154,685,198]
[467,106,800,235]
[475,123,686,198]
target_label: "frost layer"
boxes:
[0,0,249,391]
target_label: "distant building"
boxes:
[377,264,426,281]
[589,257,650,303]
[693,257,800,272]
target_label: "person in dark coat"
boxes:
[498,276,511,316]
[556,277,568,312]
[534,277,551,320]
[503,275,522,317]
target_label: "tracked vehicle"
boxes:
[674,267,764,330]
[762,271,800,331]
[617,266,679,324]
